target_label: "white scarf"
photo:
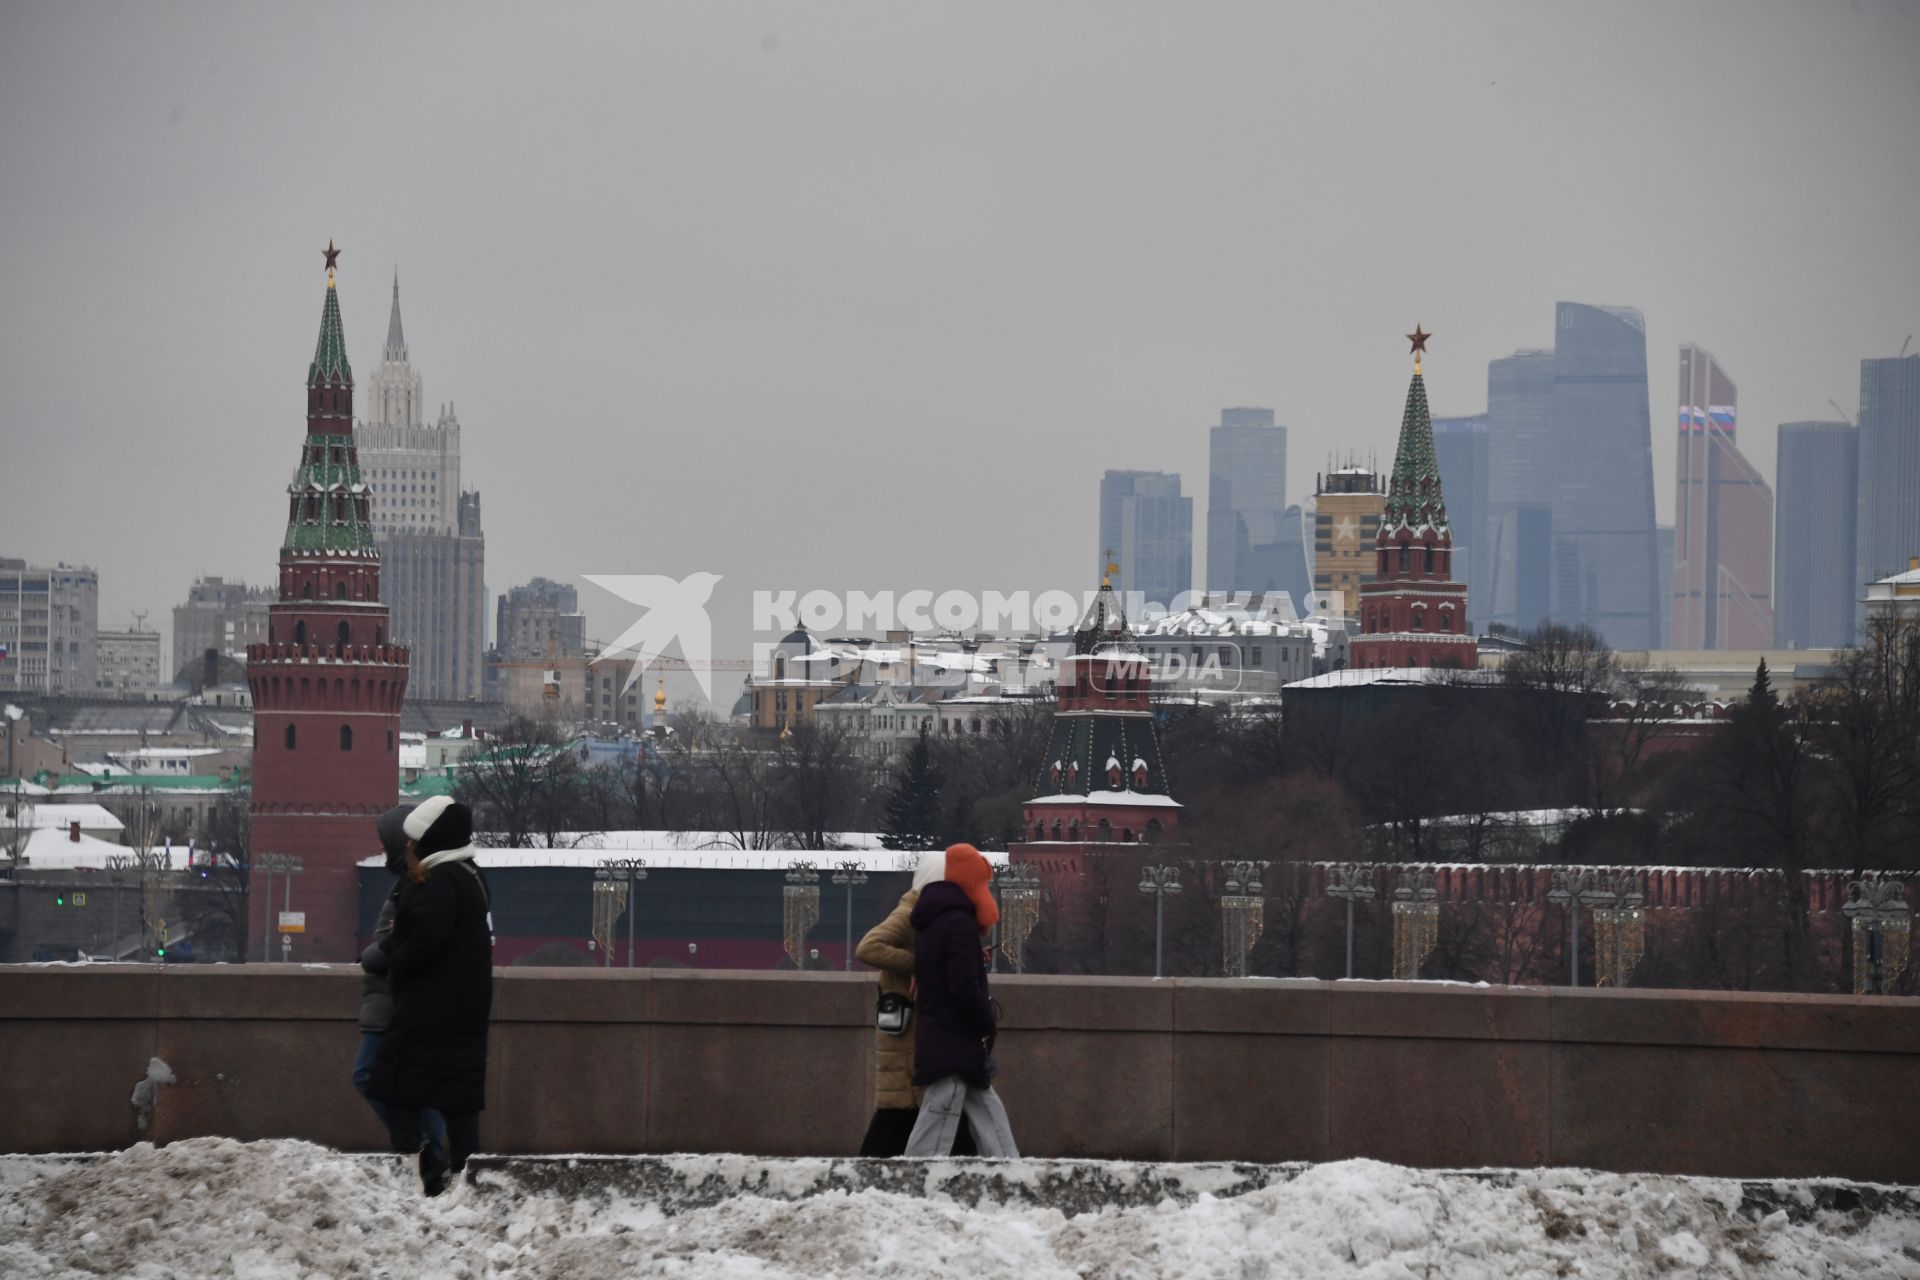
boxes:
[419,844,478,870]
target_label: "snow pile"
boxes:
[2,1139,1917,1279]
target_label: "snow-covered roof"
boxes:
[484,830,891,853]
[1284,667,1496,690]
[7,829,200,868]
[356,847,1008,873]
[12,803,125,832]
[1026,791,1183,809]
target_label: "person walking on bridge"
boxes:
[363,795,493,1195]
[903,843,1019,1158]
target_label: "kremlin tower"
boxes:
[247,244,409,961]
[1013,566,1180,876]
[1350,327,1478,670]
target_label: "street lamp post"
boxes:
[106,854,133,962]
[1843,878,1911,995]
[783,861,820,969]
[1546,870,1614,987]
[1221,860,1267,979]
[1390,870,1440,980]
[1590,873,1646,988]
[1138,864,1182,979]
[597,859,649,967]
[993,863,1042,975]
[255,853,303,962]
[830,860,869,971]
[1325,863,1376,979]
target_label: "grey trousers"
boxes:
[904,1075,1019,1158]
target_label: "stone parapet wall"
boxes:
[1,967,1913,1182]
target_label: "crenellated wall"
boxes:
[1,967,1913,1182]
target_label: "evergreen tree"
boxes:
[882,728,942,851]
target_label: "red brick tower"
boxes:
[1352,328,1479,670]
[1013,570,1180,876]
[247,244,408,961]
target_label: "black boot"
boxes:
[418,1142,451,1197]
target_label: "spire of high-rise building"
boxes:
[384,268,407,363]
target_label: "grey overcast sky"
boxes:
[2,1,1916,671]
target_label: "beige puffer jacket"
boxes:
[856,890,919,1110]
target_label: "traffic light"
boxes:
[54,895,65,907]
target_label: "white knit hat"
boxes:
[402,794,455,841]
[910,849,946,893]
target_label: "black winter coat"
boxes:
[358,886,400,1033]
[910,882,997,1088]
[367,856,494,1112]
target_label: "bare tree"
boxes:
[770,720,868,847]
[455,715,588,847]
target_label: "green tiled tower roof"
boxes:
[284,262,376,556]
[1381,362,1450,537]
[309,277,352,385]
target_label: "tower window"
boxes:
[340,724,353,751]
[284,724,296,750]
[293,620,306,647]
[337,621,350,649]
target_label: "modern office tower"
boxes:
[1655,525,1675,648]
[1206,408,1289,596]
[0,559,99,694]
[497,577,588,660]
[1671,345,1773,649]
[1098,470,1193,613]
[1855,354,1920,630]
[1549,303,1661,649]
[1774,421,1858,649]
[356,275,487,700]
[1312,464,1385,619]
[1433,414,1489,631]
[1484,349,1555,632]
[172,577,275,680]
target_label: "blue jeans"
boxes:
[353,1032,446,1156]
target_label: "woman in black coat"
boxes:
[363,795,493,1195]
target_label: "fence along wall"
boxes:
[1,966,1915,1183]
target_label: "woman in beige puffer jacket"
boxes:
[855,852,975,1157]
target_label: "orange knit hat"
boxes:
[944,843,999,930]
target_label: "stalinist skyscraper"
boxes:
[356,274,487,701]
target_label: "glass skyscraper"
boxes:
[1206,408,1291,600]
[1433,414,1489,632]
[1099,470,1193,614]
[1549,303,1661,650]
[1855,355,1920,630]
[1484,349,1555,632]
[1671,345,1773,650]
[1774,421,1858,650]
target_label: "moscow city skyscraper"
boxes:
[1205,408,1299,603]
[1484,349,1556,633]
[1774,421,1858,650]
[1671,345,1773,650]
[1433,414,1489,631]
[1855,354,1920,630]
[1549,303,1661,650]
[1098,470,1192,613]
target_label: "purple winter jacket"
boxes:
[910,881,998,1088]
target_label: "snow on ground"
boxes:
[1,1139,1917,1280]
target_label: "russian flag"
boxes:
[1708,404,1736,428]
